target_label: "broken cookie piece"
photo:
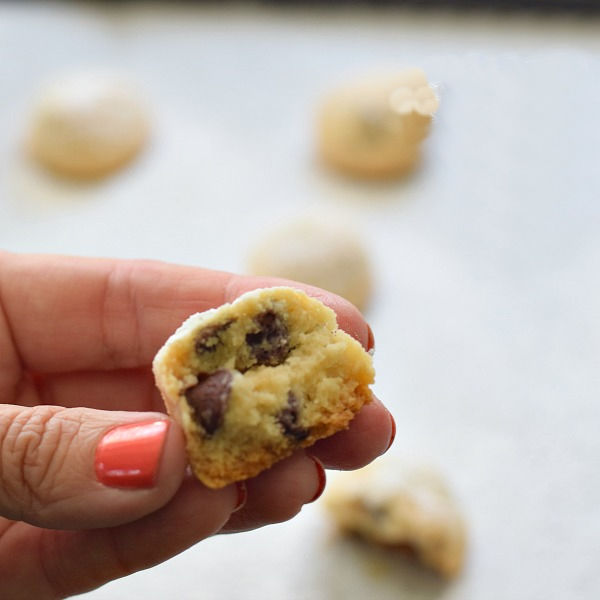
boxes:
[152,287,374,489]
[324,457,467,578]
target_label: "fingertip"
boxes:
[318,289,370,350]
[307,456,326,503]
[311,396,394,470]
[367,323,375,353]
[386,411,396,452]
[0,406,191,530]
[94,417,187,495]
[220,451,326,533]
[232,481,248,513]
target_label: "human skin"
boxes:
[0,252,394,599]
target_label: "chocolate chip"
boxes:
[245,310,290,367]
[185,370,232,435]
[278,391,309,441]
[195,319,235,354]
[366,503,389,522]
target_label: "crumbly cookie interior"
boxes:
[153,287,374,488]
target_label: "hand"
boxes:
[0,252,394,598]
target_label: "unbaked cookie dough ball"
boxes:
[317,68,439,179]
[27,72,150,178]
[324,456,467,578]
[248,219,373,311]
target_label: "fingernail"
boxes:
[95,420,169,489]
[308,456,327,503]
[233,482,247,512]
[367,324,375,353]
[386,412,396,452]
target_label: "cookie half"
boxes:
[153,287,374,488]
[324,457,467,577]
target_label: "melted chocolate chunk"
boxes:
[245,310,290,367]
[278,391,309,441]
[195,319,235,354]
[185,370,232,435]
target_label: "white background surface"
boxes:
[1,3,599,599]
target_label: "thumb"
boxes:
[0,404,187,529]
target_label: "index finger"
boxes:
[0,252,371,374]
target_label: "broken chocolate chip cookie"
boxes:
[324,457,467,578]
[152,287,374,489]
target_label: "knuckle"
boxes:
[105,527,136,580]
[99,262,144,369]
[0,406,80,520]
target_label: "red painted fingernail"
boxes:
[386,412,396,452]
[308,456,327,503]
[233,482,247,512]
[367,324,375,353]
[95,420,169,489]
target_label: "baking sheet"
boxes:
[1,3,599,599]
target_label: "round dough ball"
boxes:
[317,68,439,179]
[248,220,373,311]
[27,72,150,178]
